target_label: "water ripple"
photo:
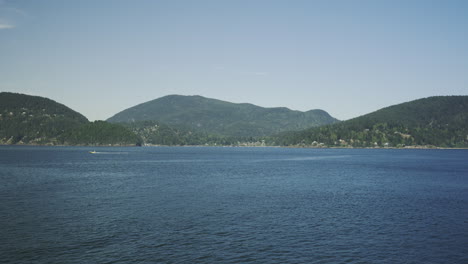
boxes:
[0,147,467,263]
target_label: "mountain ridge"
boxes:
[273,96,468,148]
[107,94,339,137]
[2,92,467,148]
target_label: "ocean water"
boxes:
[0,146,467,263]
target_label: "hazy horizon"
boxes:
[1,0,467,121]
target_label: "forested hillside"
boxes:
[3,93,467,148]
[0,92,88,144]
[273,96,468,148]
[0,93,141,146]
[121,121,262,146]
[60,121,142,146]
[108,95,338,137]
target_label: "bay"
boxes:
[0,146,467,263]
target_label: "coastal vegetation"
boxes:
[0,93,141,146]
[0,92,88,145]
[273,96,468,148]
[1,92,467,148]
[121,120,264,146]
[60,121,143,146]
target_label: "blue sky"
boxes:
[1,0,467,121]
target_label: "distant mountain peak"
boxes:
[107,94,338,137]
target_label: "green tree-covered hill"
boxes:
[0,92,141,146]
[107,95,338,137]
[60,121,142,146]
[5,93,466,148]
[0,92,88,144]
[274,96,468,148]
[121,120,260,146]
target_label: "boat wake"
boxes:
[89,151,128,155]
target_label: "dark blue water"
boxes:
[0,146,467,263]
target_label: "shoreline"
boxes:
[1,143,467,150]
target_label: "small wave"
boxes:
[251,155,351,162]
[284,155,351,161]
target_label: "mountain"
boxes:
[0,92,88,144]
[0,92,141,146]
[107,95,338,137]
[6,92,465,148]
[273,96,468,148]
